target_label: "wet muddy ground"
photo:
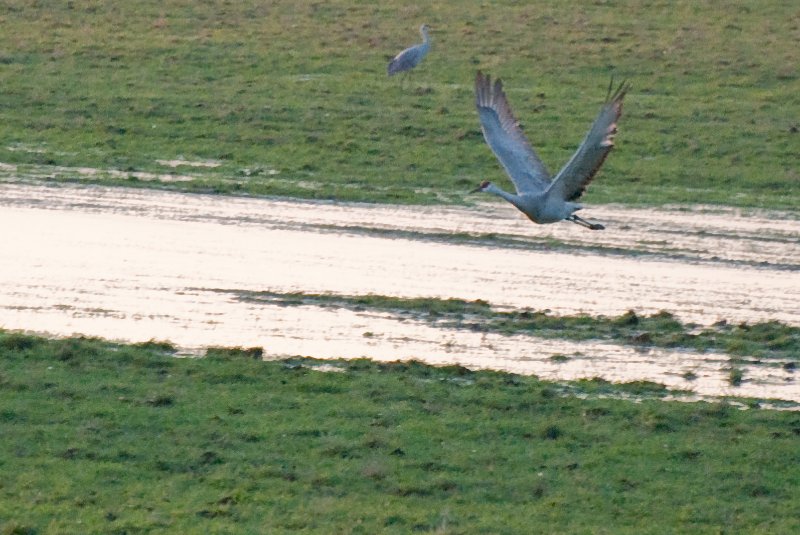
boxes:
[1,183,798,402]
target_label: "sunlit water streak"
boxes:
[1,183,798,402]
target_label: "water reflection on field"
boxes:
[1,183,798,402]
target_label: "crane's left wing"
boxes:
[388,43,428,75]
[475,71,551,194]
[548,80,630,201]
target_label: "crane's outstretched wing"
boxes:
[475,71,551,194]
[547,80,630,201]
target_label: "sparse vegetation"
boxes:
[231,290,800,362]
[729,367,745,386]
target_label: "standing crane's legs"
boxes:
[401,71,413,89]
[568,214,605,230]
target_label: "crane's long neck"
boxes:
[420,27,430,45]
[485,183,524,210]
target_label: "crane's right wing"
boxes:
[547,80,630,202]
[475,71,551,194]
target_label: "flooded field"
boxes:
[1,183,798,402]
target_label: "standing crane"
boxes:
[387,24,431,77]
[471,71,630,230]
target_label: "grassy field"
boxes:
[1,331,799,534]
[0,0,798,208]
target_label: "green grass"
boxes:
[1,0,798,208]
[1,331,799,534]
[229,290,800,362]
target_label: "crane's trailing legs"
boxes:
[567,214,605,230]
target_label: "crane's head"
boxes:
[469,180,491,194]
[420,23,431,35]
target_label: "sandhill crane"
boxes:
[471,71,630,230]
[387,24,431,77]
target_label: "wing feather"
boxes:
[475,71,551,194]
[548,80,630,201]
[388,44,426,75]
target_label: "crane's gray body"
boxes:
[483,184,582,224]
[473,71,629,230]
[388,24,431,76]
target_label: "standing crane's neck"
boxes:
[420,25,430,44]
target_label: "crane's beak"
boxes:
[469,186,483,194]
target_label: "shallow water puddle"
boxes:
[1,183,798,401]
[155,159,222,168]
[6,287,798,402]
